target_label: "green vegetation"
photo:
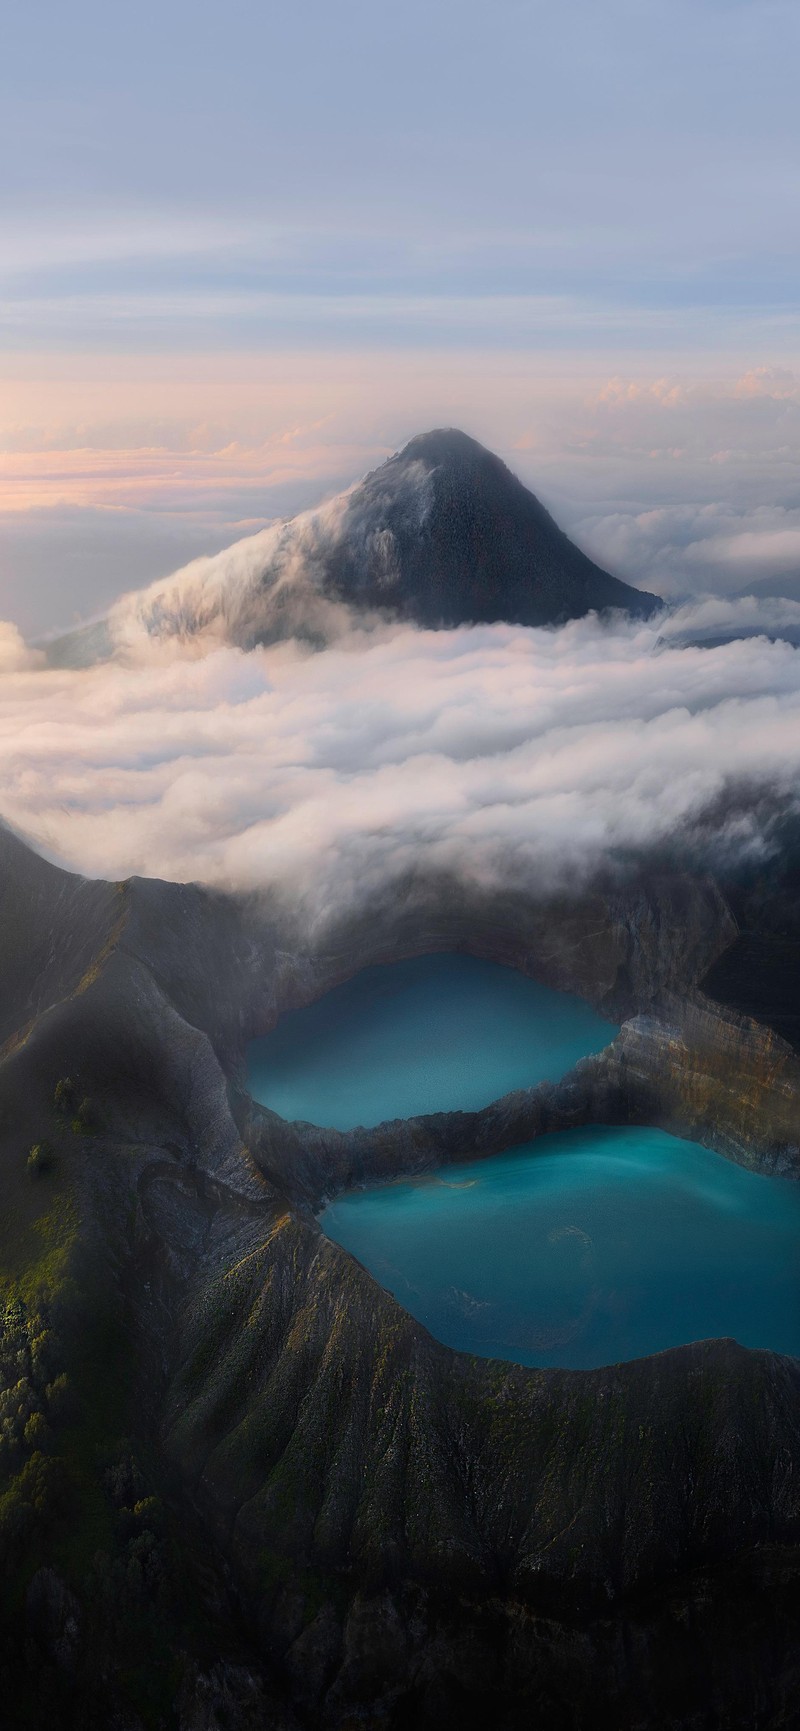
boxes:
[53,1078,76,1117]
[53,1078,98,1136]
[70,1098,95,1135]
[26,1143,54,1179]
[0,1296,63,1545]
[0,1140,227,1726]
[0,1164,81,1575]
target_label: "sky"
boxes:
[2,0,800,634]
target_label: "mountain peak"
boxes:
[47,430,660,666]
[322,427,659,628]
[396,426,502,467]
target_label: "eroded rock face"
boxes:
[165,1205,800,1597]
[157,1198,800,1727]
[251,871,738,1039]
[602,999,800,1171]
[239,992,800,1208]
[177,1661,299,1731]
[0,823,798,1727]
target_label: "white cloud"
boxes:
[1,606,798,931]
[690,529,800,570]
[0,621,43,672]
[574,503,800,598]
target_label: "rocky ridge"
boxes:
[0,823,798,1727]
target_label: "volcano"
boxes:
[320,427,659,628]
[46,430,659,665]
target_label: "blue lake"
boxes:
[319,1129,800,1369]
[246,952,617,1128]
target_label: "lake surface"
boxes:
[319,1128,800,1368]
[247,952,617,1128]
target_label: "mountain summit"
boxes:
[48,430,659,665]
[321,428,658,628]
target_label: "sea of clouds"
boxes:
[2,592,799,929]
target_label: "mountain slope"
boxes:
[322,428,659,627]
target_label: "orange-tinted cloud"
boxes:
[0,436,378,515]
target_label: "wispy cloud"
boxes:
[0,434,375,515]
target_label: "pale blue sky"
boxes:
[2,0,799,348]
[2,0,800,631]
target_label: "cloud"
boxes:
[558,369,800,594]
[734,367,800,402]
[0,621,42,672]
[1,604,798,931]
[574,502,800,599]
[0,430,377,517]
[99,487,378,662]
[690,528,800,570]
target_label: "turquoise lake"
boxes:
[247,951,799,1368]
[246,951,618,1128]
[320,1128,800,1369]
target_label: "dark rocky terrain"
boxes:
[318,429,659,629]
[700,818,800,1050]
[0,818,798,1729]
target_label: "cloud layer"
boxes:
[2,602,798,931]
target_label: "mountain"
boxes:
[317,428,659,628]
[0,815,799,1726]
[46,431,659,664]
[748,570,800,604]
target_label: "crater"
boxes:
[246,950,617,1129]
[319,1127,800,1369]
[246,948,800,1371]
